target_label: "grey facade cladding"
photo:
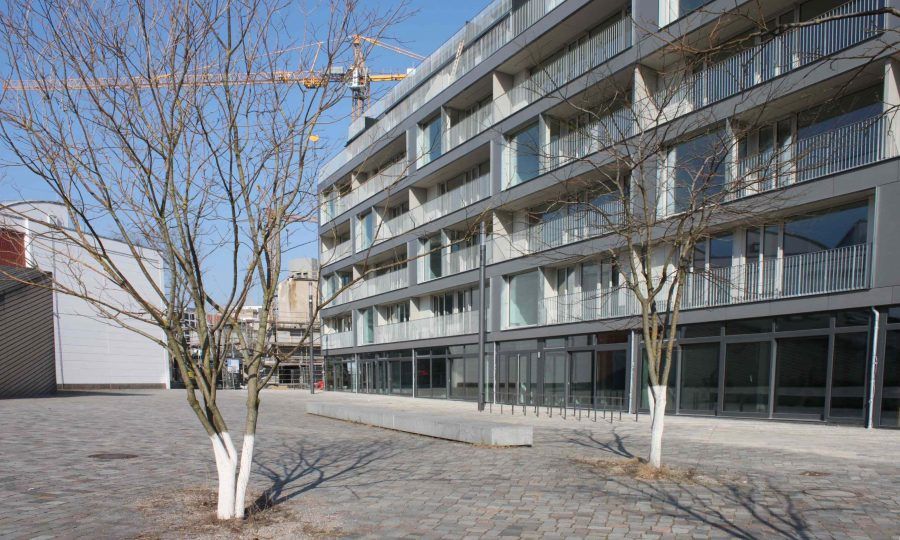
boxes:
[0,266,56,398]
[316,0,900,426]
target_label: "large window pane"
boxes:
[775,337,827,416]
[880,330,900,428]
[680,343,719,412]
[449,357,466,399]
[569,352,593,407]
[724,342,770,414]
[597,350,627,408]
[417,358,432,398]
[783,204,868,256]
[509,271,539,327]
[673,130,728,213]
[543,352,566,406]
[511,123,540,185]
[432,357,447,399]
[831,333,868,419]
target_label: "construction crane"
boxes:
[2,35,424,120]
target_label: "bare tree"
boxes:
[0,0,403,520]
[498,2,897,468]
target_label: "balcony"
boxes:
[322,0,566,181]
[321,159,407,225]
[419,243,483,283]
[321,240,352,265]
[447,102,493,151]
[535,244,871,326]
[368,310,478,345]
[494,200,624,261]
[681,244,871,308]
[508,14,632,112]
[322,330,353,350]
[545,107,636,172]
[327,267,408,307]
[375,212,415,244]
[412,173,491,224]
[655,0,883,121]
[733,114,894,199]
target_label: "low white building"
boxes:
[0,201,168,389]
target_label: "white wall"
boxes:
[2,202,168,387]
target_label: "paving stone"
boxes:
[0,390,899,538]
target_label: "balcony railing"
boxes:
[321,240,352,265]
[545,107,636,171]
[447,102,494,151]
[508,14,632,112]
[733,114,894,199]
[356,268,409,301]
[322,0,566,182]
[375,212,415,244]
[495,200,624,261]
[540,287,638,326]
[534,244,871,327]
[419,243,482,283]
[655,0,883,120]
[322,330,353,350]
[412,173,491,224]
[369,310,478,344]
[321,159,407,225]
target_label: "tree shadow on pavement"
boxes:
[564,428,635,458]
[581,458,848,539]
[248,436,409,513]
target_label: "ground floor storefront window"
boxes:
[639,309,871,422]
[879,308,900,427]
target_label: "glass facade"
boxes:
[325,308,892,428]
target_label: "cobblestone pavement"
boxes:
[1,390,899,539]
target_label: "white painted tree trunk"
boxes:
[233,434,255,518]
[211,432,237,519]
[648,385,667,468]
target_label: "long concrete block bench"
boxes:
[306,402,533,446]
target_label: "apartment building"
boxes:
[317,0,900,427]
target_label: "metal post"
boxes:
[477,221,487,412]
[308,292,315,394]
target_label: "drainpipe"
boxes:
[868,306,880,429]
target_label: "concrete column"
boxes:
[491,210,513,262]
[490,136,505,194]
[883,59,900,157]
[633,64,659,132]
[406,239,419,286]
[492,71,514,120]
[489,275,503,335]
[406,126,418,176]
[631,0,661,50]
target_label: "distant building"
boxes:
[270,258,321,387]
[0,201,168,390]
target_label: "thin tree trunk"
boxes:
[211,432,237,519]
[648,385,667,468]
[233,433,255,518]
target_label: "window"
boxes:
[664,130,728,214]
[680,343,719,412]
[775,337,828,417]
[419,115,443,165]
[783,204,868,256]
[508,123,541,186]
[508,271,540,327]
[880,330,900,427]
[723,342,770,414]
[831,333,868,419]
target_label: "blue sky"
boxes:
[0,1,487,301]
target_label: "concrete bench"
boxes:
[305,402,533,446]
